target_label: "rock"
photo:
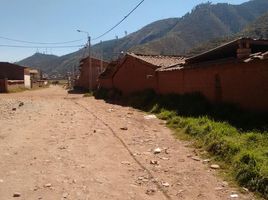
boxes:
[58,146,67,150]
[44,183,52,188]
[62,192,69,198]
[153,148,162,154]
[162,182,170,187]
[160,157,169,160]
[12,108,16,111]
[215,187,224,191]
[13,193,21,197]
[120,127,128,130]
[150,160,160,165]
[210,164,220,169]
[164,148,170,154]
[33,186,39,191]
[230,194,239,198]
[202,159,211,163]
[137,176,149,183]
[146,188,156,195]
[191,156,201,161]
[176,190,184,195]
[121,161,131,165]
[144,115,157,120]
[222,181,229,187]
[18,102,24,107]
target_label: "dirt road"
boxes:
[0,86,255,200]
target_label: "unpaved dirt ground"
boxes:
[0,86,255,200]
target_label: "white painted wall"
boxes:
[24,75,31,89]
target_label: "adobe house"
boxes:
[108,53,185,95]
[29,68,41,81]
[157,38,268,111]
[75,57,109,90]
[0,62,31,92]
[98,60,118,89]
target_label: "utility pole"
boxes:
[88,35,92,91]
[100,40,103,73]
[77,29,92,92]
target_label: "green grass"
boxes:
[95,89,268,199]
[165,115,268,198]
[8,87,30,93]
[83,92,93,97]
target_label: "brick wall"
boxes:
[76,58,108,90]
[7,80,25,92]
[157,59,268,111]
[0,63,26,80]
[113,56,158,95]
[0,79,7,93]
[98,78,113,89]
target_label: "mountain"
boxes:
[131,0,268,55]
[187,11,268,56]
[18,49,86,75]
[241,11,268,38]
[18,53,59,73]
[17,0,268,75]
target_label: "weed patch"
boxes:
[83,92,93,97]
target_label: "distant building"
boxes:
[0,62,45,92]
[29,68,41,81]
[0,62,31,89]
[75,57,109,90]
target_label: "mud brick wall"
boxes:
[113,56,158,95]
[76,58,108,90]
[0,79,7,93]
[157,60,268,111]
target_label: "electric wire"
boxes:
[92,0,145,40]
[0,44,84,49]
[0,36,85,45]
[0,0,145,49]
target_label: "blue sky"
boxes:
[0,0,247,62]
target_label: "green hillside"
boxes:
[187,11,268,56]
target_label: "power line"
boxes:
[0,0,145,49]
[0,44,84,49]
[92,0,145,40]
[0,36,85,45]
